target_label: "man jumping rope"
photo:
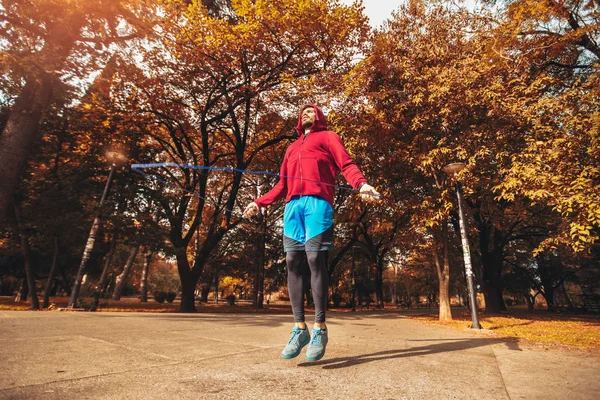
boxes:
[243,104,379,361]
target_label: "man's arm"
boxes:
[328,133,380,201]
[243,151,289,218]
[327,132,366,189]
[254,152,289,207]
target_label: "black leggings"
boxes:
[286,251,328,323]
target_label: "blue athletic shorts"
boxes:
[283,195,333,252]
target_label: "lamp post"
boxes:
[351,245,360,312]
[442,162,482,329]
[68,151,127,308]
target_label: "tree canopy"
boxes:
[1,0,598,315]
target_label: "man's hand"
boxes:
[359,183,381,202]
[243,202,260,218]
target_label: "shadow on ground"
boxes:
[297,337,514,369]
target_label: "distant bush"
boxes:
[149,264,180,304]
[226,294,236,305]
[166,292,177,303]
[153,291,167,303]
[330,293,343,307]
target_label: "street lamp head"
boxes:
[106,151,128,168]
[442,162,467,175]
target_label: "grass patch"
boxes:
[0,303,32,311]
[408,310,600,349]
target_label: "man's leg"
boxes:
[281,251,311,359]
[305,250,330,361]
[302,195,333,362]
[286,251,306,325]
[306,251,329,327]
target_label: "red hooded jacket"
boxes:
[254,104,367,207]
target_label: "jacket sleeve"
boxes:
[327,132,367,190]
[254,152,288,207]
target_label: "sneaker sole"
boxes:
[281,351,301,359]
[305,351,325,361]
[281,340,309,359]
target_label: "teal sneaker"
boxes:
[305,327,328,361]
[281,326,310,359]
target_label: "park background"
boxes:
[0,0,599,349]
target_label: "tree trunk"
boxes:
[112,244,141,300]
[253,259,265,308]
[253,221,266,309]
[19,228,39,310]
[0,79,53,224]
[524,291,534,311]
[556,281,574,311]
[542,285,556,312]
[43,236,60,308]
[375,262,384,309]
[175,222,226,312]
[91,233,118,311]
[479,225,507,313]
[482,271,506,313]
[15,278,28,302]
[200,283,210,303]
[176,247,199,312]
[14,203,39,310]
[98,233,118,293]
[434,225,452,321]
[58,264,71,296]
[180,273,198,312]
[139,250,153,302]
[391,264,399,306]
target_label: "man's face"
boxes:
[301,107,316,130]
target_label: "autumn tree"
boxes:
[347,3,492,317]
[478,0,600,310]
[348,0,599,314]
[110,0,370,312]
[487,0,600,253]
[0,0,153,224]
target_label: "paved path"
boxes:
[1,311,598,399]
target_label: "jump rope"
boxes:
[131,162,381,220]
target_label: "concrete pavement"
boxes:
[0,311,598,399]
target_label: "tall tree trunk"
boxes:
[479,225,507,313]
[375,262,384,309]
[433,250,451,319]
[524,291,534,311]
[98,233,118,293]
[14,278,28,302]
[139,249,153,302]
[391,264,398,306]
[43,236,60,308]
[179,267,199,312]
[14,204,39,310]
[176,223,226,312]
[176,247,200,312]
[58,264,71,297]
[200,283,211,303]
[91,233,118,311]
[556,281,574,311]
[434,224,452,321]
[112,244,141,300]
[0,79,53,224]
[253,220,266,309]
[214,272,219,304]
[541,284,556,312]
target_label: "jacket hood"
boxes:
[296,104,327,136]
